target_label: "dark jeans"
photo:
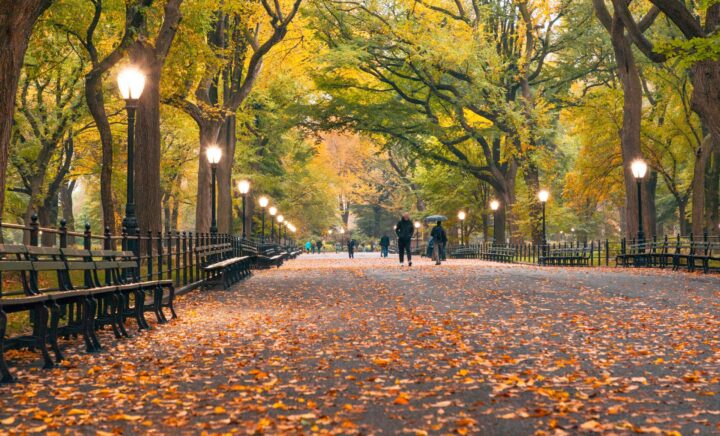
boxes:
[398,238,412,263]
[348,249,354,258]
[381,246,389,257]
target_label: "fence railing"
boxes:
[0,215,276,294]
[446,232,720,270]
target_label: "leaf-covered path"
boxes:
[2,254,719,434]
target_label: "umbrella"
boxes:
[423,215,448,224]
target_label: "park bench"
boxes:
[540,246,591,266]
[0,244,179,382]
[287,248,303,259]
[450,247,478,259]
[673,241,720,273]
[256,246,285,269]
[199,243,253,290]
[481,246,516,263]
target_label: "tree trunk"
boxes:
[195,122,222,233]
[85,74,117,234]
[688,59,720,235]
[522,161,542,244]
[38,191,59,246]
[217,115,236,234]
[646,171,658,237]
[611,15,646,240]
[132,44,163,237]
[691,134,712,235]
[60,180,76,244]
[706,141,720,235]
[0,0,52,220]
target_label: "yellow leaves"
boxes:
[372,357,391,367]
[456,369,469,377]
[213,406,226,414]
[393,392,410,405]
[108,414,143,422]
[0,417,15,425]
[67,408,90,416]
[271,401,288,410]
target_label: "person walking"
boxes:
[430,221,447,265]
[347,238,356,258]
[379,234,390,258]
[395,213,415,266]
[305,240,312,254]
[316,240,323,253]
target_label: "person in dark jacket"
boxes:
[395,213,415,266]
[430,221,448,264]
[347,239,356,258]
[379,234,390,258]
[316,240,323,253]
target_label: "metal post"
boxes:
[261,209,265,243]
[541,202,547,257]
[123,103,139,255]
[210,164,218,235]
[242,193,247,239]
[636,179,644,244]
[271,218,275,243]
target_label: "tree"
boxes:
[593,0,659,239]
[609,0,720,234]
[0,0,53,222]
[131,0,183,237]
[166,0,303,233]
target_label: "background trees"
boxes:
[0,0,717,243]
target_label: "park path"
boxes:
[1,254,719,434]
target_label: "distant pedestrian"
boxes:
[379,234,390,258]
[316,240,323,253]
[430,221,447,265]
[395,213,415,267]
[305,240,312,254]
[347,239,356,258]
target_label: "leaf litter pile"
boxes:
[0,255,718,434]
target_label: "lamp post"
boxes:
[238,180,250,239]
[277,215,284,245]
[414,221,421,251]
[571,227,576,244]
[117,66,145,254]
[340,228,345,248]
[490,200,500,246]
[206,145,222,235]
[538,190,550,256]
[259,196,269,242]
[631,159,648,244]
[458,211,466,246]
[269,206,277,243]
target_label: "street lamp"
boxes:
[458,211,467,246]
[538,190,549,256]
[340,228,345,247]
[277,215,284,244]
[117,66,145,254]
[238,180,250,239]
[414,221,421,251]
[490,200,500,245]
[631,159,648,244]
[269,206,277,243]
[206,145,222,235]
[259,196,269,243]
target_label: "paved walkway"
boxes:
[1,255,719,434]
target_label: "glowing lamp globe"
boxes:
[259,196,269,208]
[206,145,222,165]
[458,211,466,221]
[490,200,500,211]
[631,159,648,179]
[238,180,250,194]
[117,67,145,100]
[277,215,284,223]
[269,206,277,216]
[538,190,550,203]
